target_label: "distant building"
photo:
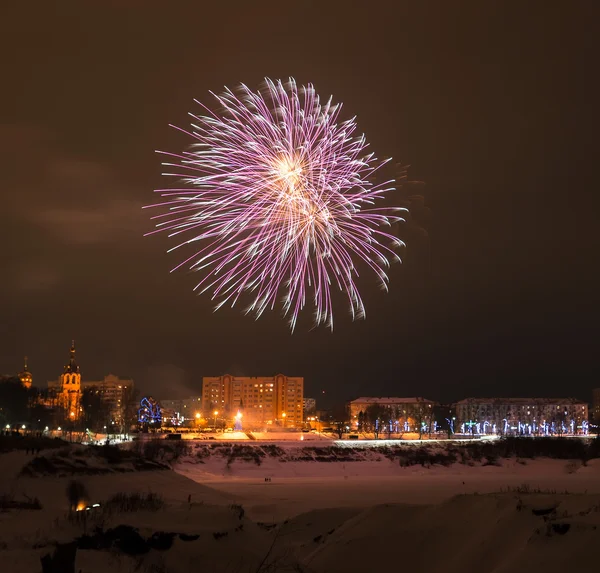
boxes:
[81,374,134,427]
[47,341,82,421]
[592,389,600,424]
[160,399,179,412]
[47,343,135,426]
[348,397,436,429]
[160,396,202,421]
[202,374,303,427]
[455,397,589,436]
[303,397,316,414]
[18,356,32,389]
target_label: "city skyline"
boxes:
[1,2,597,406]
[2,342,596,408]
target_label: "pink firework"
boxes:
[146,78,406,330]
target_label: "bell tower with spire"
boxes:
[19,356,32,389]
[58,340,82,419]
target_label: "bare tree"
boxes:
[365,404,388,439]
[334,421,345,440]
[413,400,433,440]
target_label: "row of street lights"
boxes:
[190,409,292,430]
[5,424,27,430]
[191,410,220,429]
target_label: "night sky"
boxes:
[1,1,597,406]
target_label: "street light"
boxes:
[213,410,219,430]
[282,412,286,428]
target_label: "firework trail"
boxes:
[146,78,406,330]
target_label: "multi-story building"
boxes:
[81,374,134,426]
[348,397,436,430]
[592,389,600,425]
[303,398,316,415]
[160,397,202,421]
[202,374,303,427]
[455,397,589,435]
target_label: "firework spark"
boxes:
[146,78,406,330]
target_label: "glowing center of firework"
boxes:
[274,156,303,189]
[272,155,322,225]
[271,155,333,230]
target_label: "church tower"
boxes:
[19,356,32,389]
[59,341,82,420]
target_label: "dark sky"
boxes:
[1,1,598,405]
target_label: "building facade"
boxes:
[81,374,134,427]
[455,397,589,435]
[202,374,303,427]
[592,389,600,425]
[348,397,436,431]
[303,398,316,415]
[160,396,202,425]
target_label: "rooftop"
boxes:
[455,397,587,405]
[349,397,435,405]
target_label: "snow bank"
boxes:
[176,456,600,522]
[3,444,600,573]
[304,493,600,573]
[18,444,168,477]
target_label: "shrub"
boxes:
[262,444,285,457]
[96,444,129,464]
[213,531,228,540]
[230,504,245,519]
[565,461,581,474]
[138,439,190,463]
[196,446,210,459]
[0,494,42,510]
[104,492,164,513]
[141,440,164,462]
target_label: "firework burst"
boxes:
[146,78,406,330]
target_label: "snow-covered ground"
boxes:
[2,445,600,572]
[175,454,600,521]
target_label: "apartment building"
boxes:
[202,374,303,427]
